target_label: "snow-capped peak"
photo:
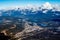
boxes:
[42,2,53,9]
[0,2,60,12]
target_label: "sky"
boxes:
[0,0,60,9]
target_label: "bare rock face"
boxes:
[14,22,44,40]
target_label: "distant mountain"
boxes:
[0,2,60,27]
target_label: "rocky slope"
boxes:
[14,22,44,40]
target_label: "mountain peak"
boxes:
[42,2,53,9]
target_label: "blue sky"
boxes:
[0,0,59,8]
